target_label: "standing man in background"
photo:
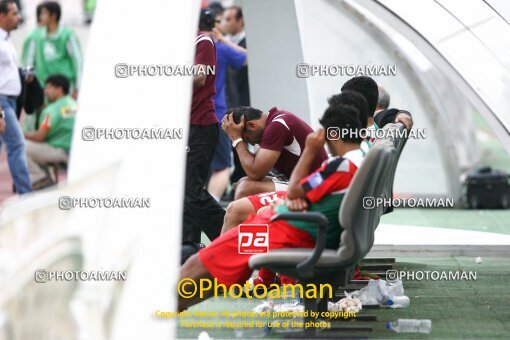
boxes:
[206,5,247,202]
[21,3,43,69]
[22,1,82,99]
[182,9,226,263]
[0,0,32,194]
[223,5,250,199]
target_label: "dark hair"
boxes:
[208,2,224,17]
[199,9,215,31]
[327,91,368,128]
[229,5,243,20]
[229,106,263,125]
[341,76,378,117]
[319,104,364,144]
[45,74,70,95]
[40,1,61,22]
[36,3,43,23]
[0,0,15,15]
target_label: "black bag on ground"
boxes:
[465,167,510,209]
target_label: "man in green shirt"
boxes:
[24,74,76,189]
[21,3,43,69]
[22,1,82,98]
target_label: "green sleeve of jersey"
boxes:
[21,35,36,67]
[67,32,83,89]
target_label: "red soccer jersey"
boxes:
[259,107,328,178]
[299,149,364,204]
[190,32,218,126]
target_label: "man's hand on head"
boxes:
[222,114,244,141]
[305,128,326,153]
[395,111,413,130]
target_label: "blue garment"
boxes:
[213,41,246,120]
[210,123,232,170]
[0,96,32,193]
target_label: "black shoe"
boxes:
[181,242,205,265]
[32,177,55,190]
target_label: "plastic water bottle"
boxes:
[384,295,410,308]
[387,319,432,333]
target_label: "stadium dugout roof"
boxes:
[244,0,510,201]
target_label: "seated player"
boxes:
[179,103,365,311]
[221,90,369,234]
[220,91,369,287]
[23,74,77,189]
[220,106,328,200]
[340,76,413,131]
[219,76,411,284]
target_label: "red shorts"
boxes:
[247,191,288,212]
[198,209,315,287]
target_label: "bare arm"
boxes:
[24,128,48,142]
[222,114,280,180]
[235,144,280,180]
[193,64,208,88]
[286,129,326,200]
[212,28,247,55]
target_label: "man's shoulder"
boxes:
[324,149,363,173]
[45,96,77,114]
[61,26,77,36]
[26,27,44,40]
[267,108,311,133]
[267,107,297,122]
[195,32,214,45]
[266,108,294,131]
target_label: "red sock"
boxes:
[254,268,276,286]
[279,275,297,285]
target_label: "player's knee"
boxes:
[225,200,246,223]
[235,180,253,199]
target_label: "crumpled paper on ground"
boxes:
[328,291,362,313]
[351,279,409,308]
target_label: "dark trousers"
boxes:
[182,124,226,243]
[230,146,246,183]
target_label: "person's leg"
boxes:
[178,253,214,311]
[25,141,49,184]
[222,191,288,234]
[222,197,256,234]
[0,97,32,194]
[180,210,316,309]
[182,125,203,243]
[207,128,232,201]
[183,124,226,244]
[208,168,230,201]
[234,177,276,200]
[25,140,68,184]
[179,227,253,310]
